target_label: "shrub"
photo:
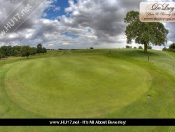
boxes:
[134,47,137,49]
[126,45,132,48]
[90,47,93,49]
[162,47,168,51]
[147,45,152,49]
[138,46,143,49]
[169,43,175,50]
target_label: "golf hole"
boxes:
[147,95,151,98]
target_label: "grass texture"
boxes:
[0,49,175,131]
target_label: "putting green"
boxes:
[5,55,152,117]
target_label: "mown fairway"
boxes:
[0,49,175,132]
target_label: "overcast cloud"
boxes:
[0,0,174,49]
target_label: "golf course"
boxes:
[0,49,175,131]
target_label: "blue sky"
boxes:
[44,0,69,19]
[0,0,175,50]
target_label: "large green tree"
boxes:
[21,45,30,58]
[1,46,8,57]
[169,43,175,50]
[42,47,47,53]
[124,11,169,53]
[12,46,21,57]
[37,43,43,53]
[30,47,37,55]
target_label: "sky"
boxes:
[0,0,175,50]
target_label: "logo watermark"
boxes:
[0,0,44,41]
[140,2,175,22]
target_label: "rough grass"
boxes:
[0,49,175,132]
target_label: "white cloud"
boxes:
[62,42,70,45]
[53,7,60,12]
[48,44,53,46]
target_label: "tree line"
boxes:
[126,45,152,49]
[0,43,47,59]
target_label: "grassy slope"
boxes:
[0,49,175,132]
